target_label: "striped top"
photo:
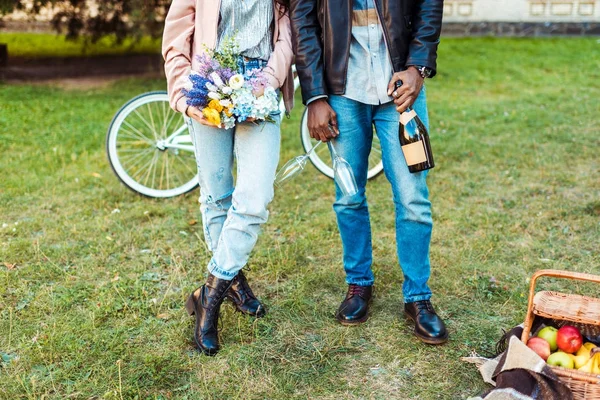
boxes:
[216,0,274,61]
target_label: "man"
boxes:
[290,0,447,344]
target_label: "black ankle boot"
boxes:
[226,271,266,318]
[185,274,234,356]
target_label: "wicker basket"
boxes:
[521,269,600,399]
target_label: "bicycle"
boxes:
[106,67,384,198]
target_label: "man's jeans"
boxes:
[187,59,280,280]
[328,87,433,303]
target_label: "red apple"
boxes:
[527,337,551,360]
[556,325,583,354]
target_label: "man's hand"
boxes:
[387,67,424,113]
[186,106,220,128]
[307,99,339,142]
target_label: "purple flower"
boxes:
[195,53,220,76]
[182,74,212,108]
[245,68,269,92]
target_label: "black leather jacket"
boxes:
[290,0,444,105]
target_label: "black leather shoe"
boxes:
[335,285,373,326]
[226,271,266,318]
[404,300,448,345]
[185,274,234,356]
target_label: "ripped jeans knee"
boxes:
[199,190,233,252]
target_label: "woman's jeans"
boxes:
[187,58,280,280]
[327,87,433,303]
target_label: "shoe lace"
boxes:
[236,273,257,300]
[348,285,368,298]
[415,300,435,314]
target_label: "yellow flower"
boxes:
[208,99,223,113]
[202,108,221,126]
[224,106,233,117]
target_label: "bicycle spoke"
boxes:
[118,148,154,166]
[123,151,155,179]
[123,120,155,144]
[133,109,160,141]
[173,151,197,177]
[150,150,159,190]
[119,125,154,143]
[116,147,152,153]
[132,152,158,181]
[117,131,154,147]
[161,100,170,137]
[142,151,160,187]
[163,109,180,137]
[147,103,159,140]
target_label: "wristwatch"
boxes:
[412,65,432,79]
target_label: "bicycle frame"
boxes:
[160,123,195,153]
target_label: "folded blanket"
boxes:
[465,327,573,400]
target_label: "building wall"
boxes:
[443,0,600,22]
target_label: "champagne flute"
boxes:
[274,141,323,187]
[328,141,358,197]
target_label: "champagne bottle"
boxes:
[396,82,435,173]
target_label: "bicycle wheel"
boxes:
[300,108,384,180]
[106,91,199,198]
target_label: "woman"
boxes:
[162,0,293,356]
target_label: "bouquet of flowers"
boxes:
[182,37,279,129]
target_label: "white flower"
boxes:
[219,99,232,107]
[210,72,225,88]
[206,82,219,92]
[250,87,279,120]
[208,91,222,100]
[228,74,245,90]
[222,86,233,95]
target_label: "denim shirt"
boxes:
[343,0,394,105]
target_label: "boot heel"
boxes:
[185,293,196,316]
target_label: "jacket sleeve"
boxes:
[162,0,196,114]
[406,0,444,77]
[264,4,294,89]
[290,0,327,105]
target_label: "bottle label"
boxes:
[402,141,427,166]
[400,110,417,125]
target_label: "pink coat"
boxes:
[162,0,294,115]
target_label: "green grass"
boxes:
[0,32,161,58]
[0,37,599,399]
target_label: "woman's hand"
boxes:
[252,83,266,98]
[186,106,221,127]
